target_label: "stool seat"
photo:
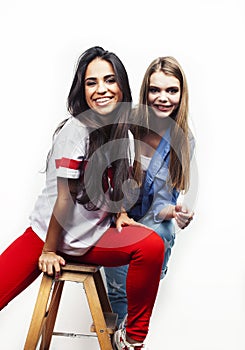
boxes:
[24,263,117,350]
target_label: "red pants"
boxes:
[0,226,164,342]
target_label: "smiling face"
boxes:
[84,58,123,115]
[148,71,181,119]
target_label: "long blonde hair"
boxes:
[134,56,190,192]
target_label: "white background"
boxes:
[0,1,244,349]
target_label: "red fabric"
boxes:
[0,226,164,342]
[0,227,43,310]
[61,226,164,342]
[55,157,82,170]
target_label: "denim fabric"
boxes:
[104,217,175,325]
[128,128,179,222]
[140,214,176,278]
[104,127,196,325]
[105,128,195,324]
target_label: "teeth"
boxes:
[157,105,171,110]
[95,98,110,103]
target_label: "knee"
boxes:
[143,231,165,264]
[151,231,165,254]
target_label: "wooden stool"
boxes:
[24,263,117,350]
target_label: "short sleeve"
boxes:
[51,118,88,179]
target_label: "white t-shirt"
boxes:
[29,117,134,256]
[140,154,151,171]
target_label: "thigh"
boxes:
[64,225,161,267]
[139,214,175,251]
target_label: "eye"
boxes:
[85,80,96,87]
[105,76,116,84]
[167,87,179,94]
[149,86,159,94]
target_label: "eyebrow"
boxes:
[85,74,115,81]
[149,84,179,88]
[149,84,180,92]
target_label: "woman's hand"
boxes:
[173,204,194,229]
[116,212,147,232]
[38,251,65,277]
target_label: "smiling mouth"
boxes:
[154,104,172,111]
[94,97,112,106]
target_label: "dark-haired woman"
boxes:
[0,46,164,349]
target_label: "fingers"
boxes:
[175,214,187,229]
[116,220,123,233]
[116,212,129,232]
[174,205,194,229]
[176,211,193,221]
[38,252,65,277]
[59,256,66,266]
[176,214,193,229]
[116,217,145,232]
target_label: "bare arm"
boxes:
[38,177,78,276]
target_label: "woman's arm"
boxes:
[38,177,78,276]
[158,204,194,229]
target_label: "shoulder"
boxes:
[55,116,89,141]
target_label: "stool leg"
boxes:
[24,274,53,350]
[40,280,64,350]
[84,275,113,350]
[94,270,113,313]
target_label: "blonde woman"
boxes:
[105,56,195,330]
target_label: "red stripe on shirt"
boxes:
[55,158,82,170]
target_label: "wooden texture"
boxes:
[24,264,117,350]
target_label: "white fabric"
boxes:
[140,154,151,171]
[29,117,134,256]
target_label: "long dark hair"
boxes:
[67,46,132,115]
[67,46,135,211]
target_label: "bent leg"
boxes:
[0,227,43,310]
[139,215,176,278]
[64,226,164,343]
[104,217,175,327]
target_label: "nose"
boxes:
[158,91,167,102]
[96,81,107,94]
